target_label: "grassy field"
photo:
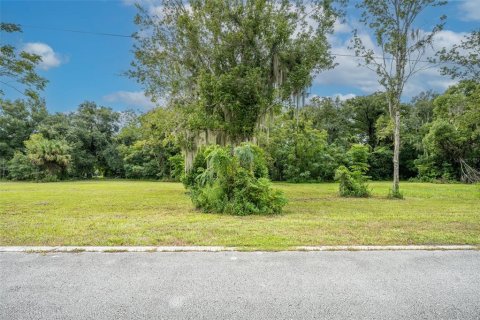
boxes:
[0,180,479,249]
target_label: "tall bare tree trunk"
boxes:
[392,108,401,193]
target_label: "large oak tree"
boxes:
[129,0,341,149]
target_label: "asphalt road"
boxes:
[1,251,479,319]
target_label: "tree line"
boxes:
[1,80,478,183]
[0,100,181,181]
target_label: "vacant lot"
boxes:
[1,181,479,249]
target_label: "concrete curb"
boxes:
[0,245,478,253]
[296,245,479,251]
[0,246,236,253]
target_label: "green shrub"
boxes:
[334,165,370,197]
[184,143,286,215]
[347,144,370,173]
[7,152,36,181]
[334,144,371,197]
[168,154,184,181]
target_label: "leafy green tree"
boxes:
[0,98,48,160]
[7,151,35,180]
[68,101,121,177]
[24,133,71,180]
[129,0,339,150]
[345,94,412,180]
[102,144,125,177]
[404,91,437,149]
[304,93,388,147]
[37,112,71,141]
[352,0,446,197]
[418,120,462,179]
[335,143,370,197]
[416,81,480,181]
[262,113,342,182]
[396,91,438,179]
[347,143,370,173]
[344,93,387,147]
[302,97,352,145]
[117,107,182,180]
[368,146,393,180]
[119,139,177,179]
[0,23,47,99]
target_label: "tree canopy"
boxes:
[129,0,340,144]
[0,23,47,100]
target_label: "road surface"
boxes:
[1,251,479,319]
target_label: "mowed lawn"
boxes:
[0,180,479,249]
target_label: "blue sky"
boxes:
[1,0,479,112]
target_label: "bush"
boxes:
[169,154,184,181]
[184,143,287,215]
[334,166,370,197]
[334,144,371,197]
[7,152,36,181]
[347,144,370,173]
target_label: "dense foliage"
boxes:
[261,110,344,182]
[0,100,182,181]
[183,143,286,215]
[129,0,340,149]
[260,82,479,184]
[415,81,480,181]
[116,107,182,180]
[24,133,71,181]
[1,80,478,184]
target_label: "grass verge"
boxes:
[1,180,479,250]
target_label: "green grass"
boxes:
[1,180,479,250]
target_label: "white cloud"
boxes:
[103,91,156,109]
[459,0,480,21]
[333,20,352,34]
[430,30,467,51]
[316,37,381,93]
[316,28,466,98]
[332,93,356,101]
[23,43,64,70]
[122,0,168,18]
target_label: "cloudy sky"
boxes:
[1,0,479,112]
